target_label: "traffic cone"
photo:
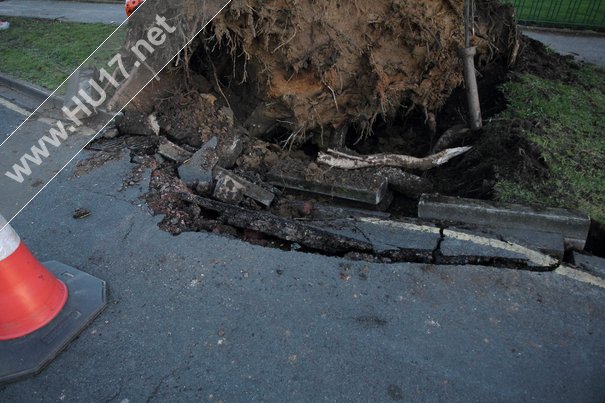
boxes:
[0,215,107,385]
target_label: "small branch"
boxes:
[318,147,472,171]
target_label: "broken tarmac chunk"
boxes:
[213,167,275,207]
[449,226,565,260]
[308,217,441,262]
[439,228,559,270]
[418,194,590,249]
[268,159,389,205]
[158,139,193,164]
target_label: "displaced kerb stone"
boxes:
[419,194,590,249]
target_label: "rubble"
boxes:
[214,167,275,207]
[117,111,160,136]
[213,171,245,205]
[157,139,193,163]
[177,133,245,185]
[178,136,219,186]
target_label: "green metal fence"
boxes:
[504,0,605,29]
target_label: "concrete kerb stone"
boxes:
[418,194,591,250]
[0,71,120,138]
[0,73,64,109]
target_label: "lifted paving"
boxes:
[309,217,558,270]
[0,150,603,401]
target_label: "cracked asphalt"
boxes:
[1,85,605,401]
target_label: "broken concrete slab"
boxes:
[440,228,559,270]
[178,134,244,186]
[418,194,590,249]
[178,137,219,186]
[214,167,275,207]
[213,171,245,204]
[158,139,193,163]
[449,226,565,260]
[268,160,389,205]
[573,252,605,278]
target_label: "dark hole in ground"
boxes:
[586,221,605,258]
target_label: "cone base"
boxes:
[0,261,106,385]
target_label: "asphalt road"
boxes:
[0,0,125,24]
[0,91,26,143]
[522,28,605,67]
[0,87,604,401]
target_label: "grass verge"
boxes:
[0,17,124,89]
[495,65,605,222]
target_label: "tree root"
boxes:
[317,146,472,171]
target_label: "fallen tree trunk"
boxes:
[318,147,472,170]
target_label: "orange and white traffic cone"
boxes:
[0,215,107,385]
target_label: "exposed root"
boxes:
[318,146,472,170]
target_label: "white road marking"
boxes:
[0,96,31,117]
[555,265,605,289]
[443,229,559,268]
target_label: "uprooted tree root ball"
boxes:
[205,0,518,142]
[121,0,518,144]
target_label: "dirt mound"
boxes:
[201,0,516,141]
[155,91,234,148]
[514,36,580,84]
